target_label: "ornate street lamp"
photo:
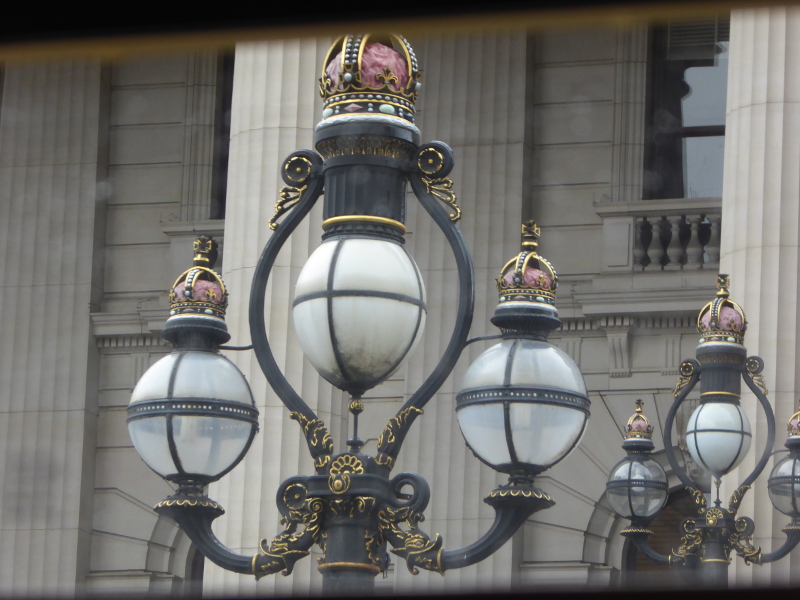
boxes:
[606,274,800,587]
[127,33,589,595]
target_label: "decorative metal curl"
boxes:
[422,177,460,222]
[253,478,324,579]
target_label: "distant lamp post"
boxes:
[607,275,800,587]
[127,33,589,595]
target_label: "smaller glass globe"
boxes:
[127,351,258,483]
[768,454,800,518]
[606,455,668,519]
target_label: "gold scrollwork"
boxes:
[254,487,324,579]
[155,498,222,511]
[620,527,654,536]
[377,505,444,575]
[727,484,750,514]
[290,412,334,454]
[673,361,696,398]
[316,136,416,160]
[705,507,724,527]
[329,454,364,475]
[422,177,461,222]
[698,353,744,365]
[485,488,552,502]
[688,487,707,513]
[729,518,762,565]
[669,519,703,566]
[284,156,312,184]
[328,455,364,494]
[269,185,307,231]
[417,148,444,175]
[748,372,769,396]
[377,407,423,452]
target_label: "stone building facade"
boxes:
[1,6,799,597]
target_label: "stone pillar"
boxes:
[721,6,800,588]
[0,61,106,596]
[204,38,337,598]
[387,31,531,594]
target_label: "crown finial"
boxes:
[496,222,557,305]
[697,274,746,345]
[192,236,218,268]
[319,34,421,123]
[521,221,540,251]
[788,401,800,438]
[625,399,653,440]
[168,237,228,322]
[716,274,731,298]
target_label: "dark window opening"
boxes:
[210,52,235,220]
[623,488,699,588]
[644,18,730,200]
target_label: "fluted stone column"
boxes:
[0,61,105,597]
[721,6,800,588]
[205,38,338,598]
[387,31,531,594]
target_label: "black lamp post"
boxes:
[127,33,590,595]
[606,274,800,588]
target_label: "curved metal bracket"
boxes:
[377,477,553,575]
[249,150,331,473]
[740,355,776,488]
[375,142,475,471]
[155,497,254,575]
[663,359,702,490]
[761,524,800,563]
[440,486,554,570]
[620,525,671,565]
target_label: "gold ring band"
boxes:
[700,391,740,398]
[322,215,406,234]
[317,562,381,573]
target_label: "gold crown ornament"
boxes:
[788,404,800,438]
[319,34,421,123]
[625,400,654,441]
[496,222,558,306]
[697,274,747,345]
[168,237,228,322]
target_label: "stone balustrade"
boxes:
[595,198,722,273]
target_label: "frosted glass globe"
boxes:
[128,351,258,482]
[686,401,751,478]
[293,238,426,395]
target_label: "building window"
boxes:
[210,52,235,220]
[622,487,698,586]
[643,18,730,200]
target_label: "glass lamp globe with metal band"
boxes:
[292,237,426,397]
[128,351,258,484]
[605,400,668,519]
[456,222,590,480]
[768,410,800,518]
[127,237,259,486]
[685,400,751,479]
[688,274,751,479]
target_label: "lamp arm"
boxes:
[739,356,776,488]
[375,143,475,471]
[621,527,671,565]
[663,359,702,490]
[155,499,255,575]
[440,487,555,571]
[378,481,553,575]
[249,151,334,473]
[760,525,800,564]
